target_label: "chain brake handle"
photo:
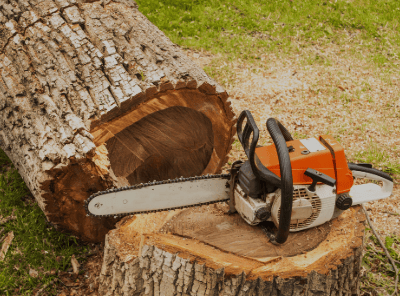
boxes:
[236,111,281,185]
[236,110,261,178]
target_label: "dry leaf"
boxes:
[71,254,80,274]
[29,268,38,278]
[0,231,14,261]
[0,215,16,225]
[0,210,16,226]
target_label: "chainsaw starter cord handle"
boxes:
[266,118,294,244]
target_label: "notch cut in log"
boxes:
[99,205,366,295]
[0,0,235,242]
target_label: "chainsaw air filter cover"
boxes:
[271,184,336,232]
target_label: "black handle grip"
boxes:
[266,118,294,244]
[237,111,281,187]
[348,163,393,182]
[237,110,261,180]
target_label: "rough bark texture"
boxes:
[0,0,235,242]
[98,205,366,296]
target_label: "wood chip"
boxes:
[0,231,14,261]
[71,254,80,274]
[138,234,145,257]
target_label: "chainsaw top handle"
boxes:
[237,110,294,244]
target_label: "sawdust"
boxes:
[109,210,184,262]
[54,246,103,296]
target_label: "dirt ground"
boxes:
[45,244,103,296]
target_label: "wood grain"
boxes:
[162,207,331,258]
[106,106,214,184]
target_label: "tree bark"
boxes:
[0,0,235,242]
[98,205,366,296]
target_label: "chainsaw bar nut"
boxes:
[336,193,353,210]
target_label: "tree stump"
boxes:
[0,0,235,242]
[98,204,366,295]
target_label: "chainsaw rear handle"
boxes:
[348,163,393,182]
[348,163,393,204]
[237,110,293,244]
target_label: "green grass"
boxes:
[136,0,400,61]
[0,150,89,295]
[362,231,400,295]
[354,141,400,176]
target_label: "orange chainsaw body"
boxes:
[255,135,354,194]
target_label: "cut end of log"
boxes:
[101,105,214,184]
[91,88,233,185]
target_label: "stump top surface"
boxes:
[109,204,365,279]
[160,204,331,258]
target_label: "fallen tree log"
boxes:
[98,205,366,295]
[0,0,235,242]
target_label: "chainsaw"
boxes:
[85,110,393,244]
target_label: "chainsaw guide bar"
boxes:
[84,174,231,218]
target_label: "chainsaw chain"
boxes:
[84,173,231,218]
